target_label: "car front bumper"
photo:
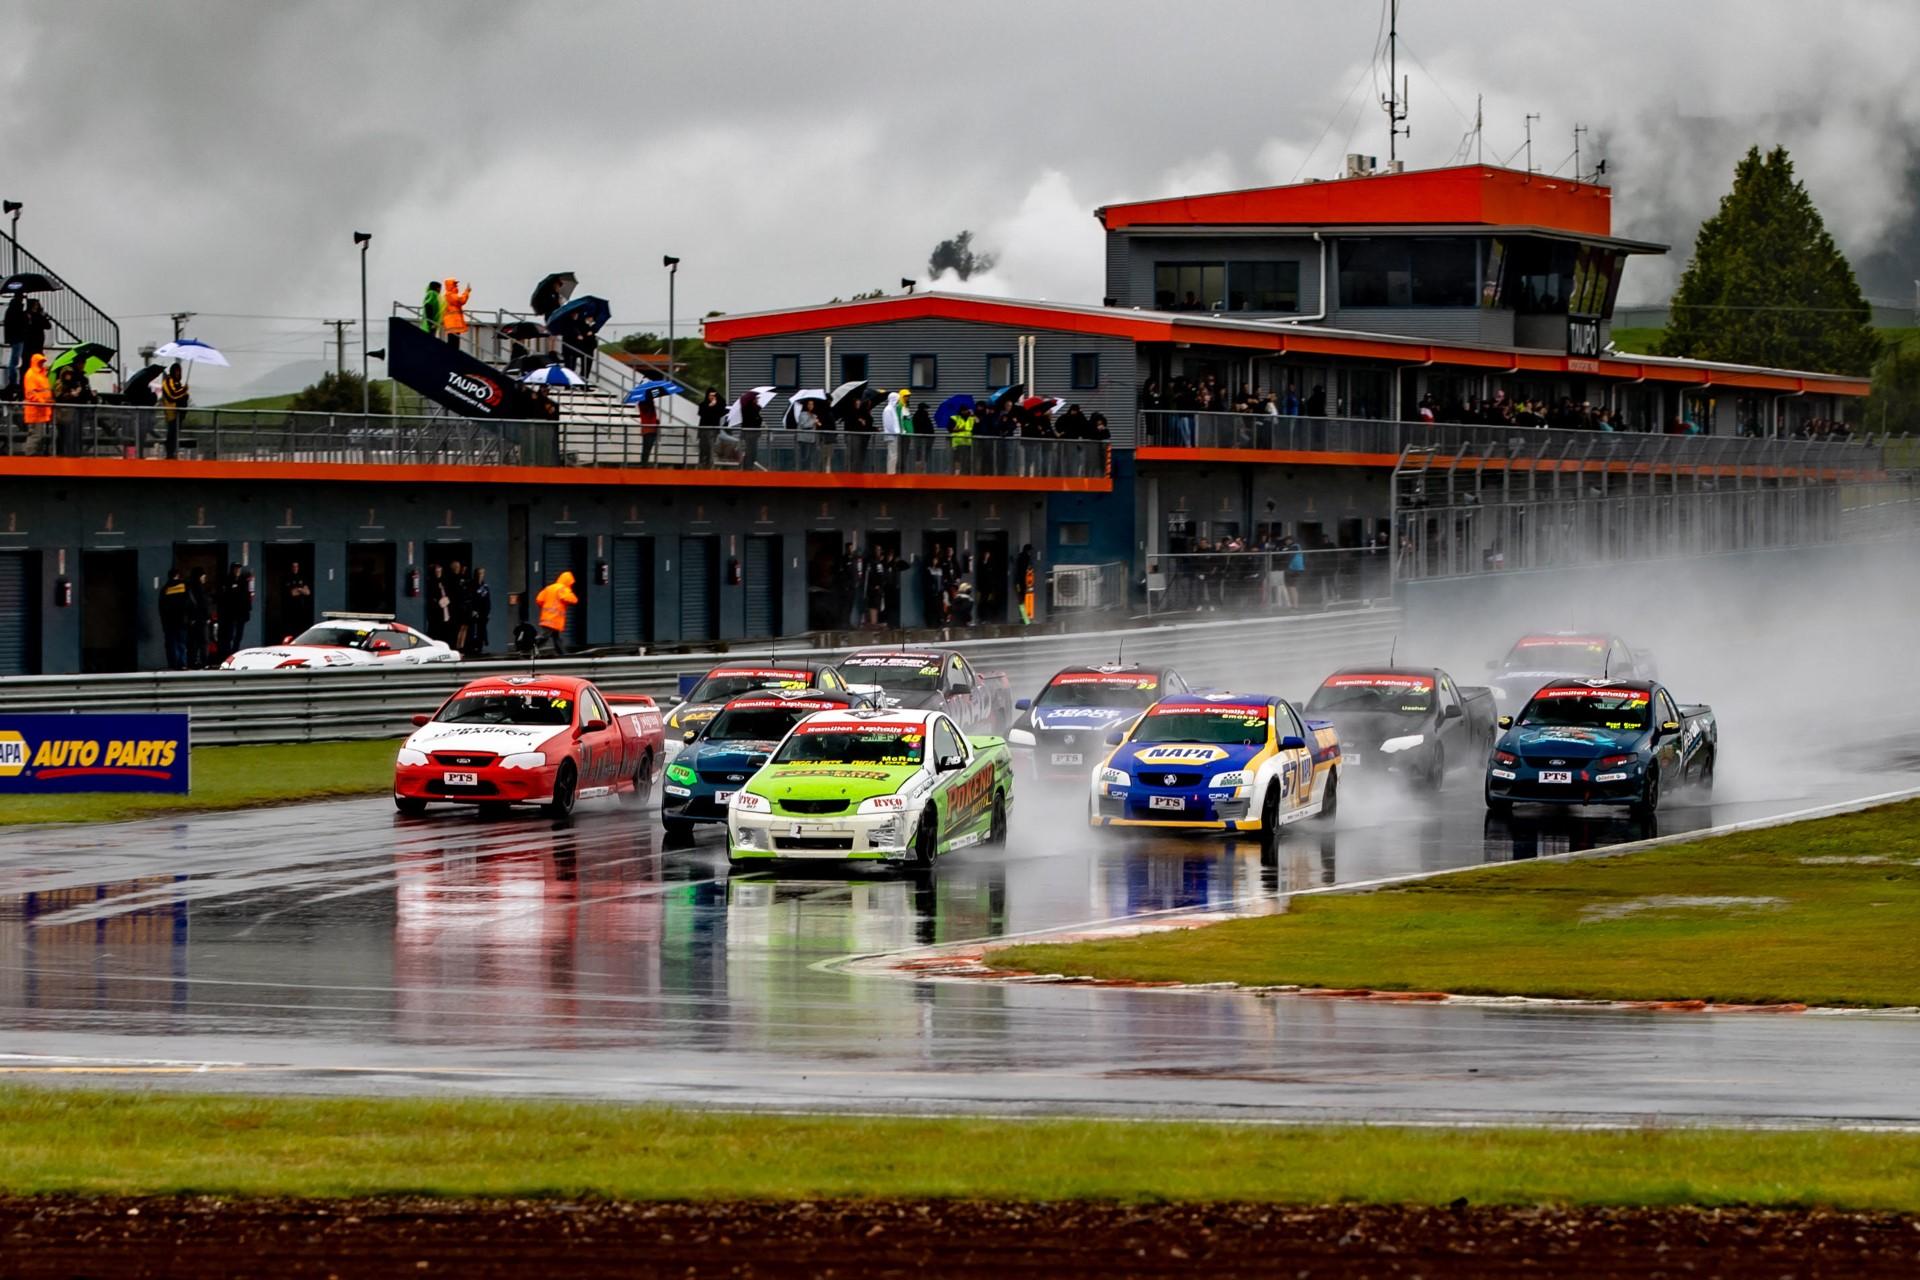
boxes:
[394,761,558,806]
[1088,782,1255,830]
[727,807,914,860]
[1486,763,1645,805]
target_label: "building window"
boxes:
[839,353,868,385]
[1409,239,1478,307]
[771,354,800,388]
[1070,353,1099,390]
[1338,239,1478,308]
[1337,239,1411,307]
[1226,261,1301,312]
[909,354,937,390]
[986,353,1014,388]
[1059,522,1090,547]
[1153,262,1226,311]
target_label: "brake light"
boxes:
[1599,754,1633,767]
[1493,751,1517,765]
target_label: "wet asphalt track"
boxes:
[3,722,1919,1129]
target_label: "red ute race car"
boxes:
[395,674,666,819]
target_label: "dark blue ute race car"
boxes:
[1485,679,1715,817]
[1006,663,1191,785]
[661,688,860,841]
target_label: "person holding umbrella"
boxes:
[159,362,189,459]
[18,299,49,369]
[695,388,724,468]
[418,280,443,336]
[441,279,470,351]
[949,400,976,475]
[123,364,161,456]
[2,292,23,387]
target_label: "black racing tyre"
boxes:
[913,806,940,869]
[1314,768,1340,821]
[1485,786,1513,816]
[394,795,428,817]
[1695,751,1716,796]
[1422,744,1447,791]
[545,761,579,819]
[1258,785,1282,858]
[1631,768,1661,819]
[984,791,1007,849]
[662,816,695,845]
[621,753,654,807]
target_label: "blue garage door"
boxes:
[612,537,654,647]
[743,535,781,638]
[0,552,34,675]
[678,536,717,644]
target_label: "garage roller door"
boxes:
[0,552,32,675]
[743,536,780,638]
[678,536,716,643]
[612,537,653,646]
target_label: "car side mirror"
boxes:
[1279,735,1306,750]
[937,754,965,772]
[411,713,430,727]
[946,682,969,696]
[1105,730,1125,746]
[1660,719,1681,736]
[1014,697,1031,711]
[1443,704,1462,720]
[682,729,698,743]
[583,718,608,734]
[1497,715,1513,729]
[669,693,685,705]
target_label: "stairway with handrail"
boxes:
[0,229,123,382]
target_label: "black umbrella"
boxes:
[1,272,57,294]
[989,383,1023,408]
[497,320,547,340]
[530,272,578,317]
[124,364,165,393]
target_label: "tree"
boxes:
[607,331,725,396]
[289,371,389,415]
[928,230,997,282]
[1659,146,1879,376]
[1863,339,1920,435]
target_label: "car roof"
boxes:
[718,688,855,711]
[1323,665,1435,679]
[457,673,591,693]
[1050,662,1171,677]
[1531,678,1651,694]
[702,659,834,675]
[843,647,951,660]
[795,706,943,726]
[1152,691,1280,709]
[1513,631,1611,644]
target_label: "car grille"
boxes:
[775,835,854,852]
[1522,755,1589,769]
[779,799,849,815]
[426,778,500,796]
[431,752,498,767]
[1137,771,1204,787]
[699,770,753,785]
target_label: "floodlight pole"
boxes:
[355,232,372,415]
[5,203,18,272]
[663,255,680,389]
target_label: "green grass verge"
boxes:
[1607,326,1663,355]
[998,800,1920,1008]
[4,1090,1920,1208]
[0,738,398,825]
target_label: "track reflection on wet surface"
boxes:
[3,748,1918,1127]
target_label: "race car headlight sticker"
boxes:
[1493,750,1518,765]
[1099,768,1130,788]
[1007,728,1035,747]
[396,747,428,766]
[732,791,769,813]
[867,819,902,849]
[666,762,696,785]
[499,752,548,770]
[858,795,908,815]
[1380,734,1425,754]
[1208,770,1247,790]
[275,657,309,669]
[733,824,769,851]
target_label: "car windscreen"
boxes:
[840,657,943,692]
[290,624,374,649]
[436,690,574,726]
[1132,705,1270,746]
[772,723,925,766]
[687,670,812,702]
[1518,687,1652,731]
[1503,639,1607,675]
[1035,674,1161,709]
[1306,674,1433,716]
[705,706,813,743]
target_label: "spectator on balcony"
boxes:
[881,389,907,474]
[17,300,49,369]
[2,293,24,387]
[158,361,189,459]
[842,391,875,472]
[418,280,443,335]
[695,387,724,468]
[441,279,470,351]
[910,398,934,471]
[20,352,51,455]
[635,391,660,466]
[734,388,764,469]
[793,395,826,471]
[52,364,95,453]
[950,401,976,474]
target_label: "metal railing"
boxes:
[0,607,1401,745]
[0,228,123,381]
[0,402,1109,479]
[1146,547,1392,614]
[1139,410,1888,471]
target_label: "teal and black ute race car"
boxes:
[660,688,861,842]
[1006,663,1191,786]
[1485,679,1716,817]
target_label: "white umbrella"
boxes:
[790,387,828,406]
[728,386,777,429]
[154,338,229,385]
[522,364,585,386]
[830,379,867,407]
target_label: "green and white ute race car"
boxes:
[726,707,1013,868]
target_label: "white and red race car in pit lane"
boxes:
[222,614,460,670]
[394,674,666,819]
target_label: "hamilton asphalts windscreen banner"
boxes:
[386,316,536,420]
[0,714,191,794]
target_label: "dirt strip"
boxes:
[2,1198,1916,1278]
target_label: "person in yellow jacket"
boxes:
[442,279,471,351]
[535,570,578,654]
[950,404,976,474]
[20,352,51,454]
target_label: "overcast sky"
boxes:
[4,0,1917,394]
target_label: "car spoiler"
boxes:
[604,693,660,715]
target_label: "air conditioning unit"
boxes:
[1344,154,1378,179]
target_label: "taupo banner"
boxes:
[387,316,539,421]
[0,714,191,794]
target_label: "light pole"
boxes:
[354,231,372,415]
[2,201,19,272]
[662,255,679,388]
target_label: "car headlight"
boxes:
[666,762,696,785]
[499,752,548,770]
[1380,734,1425,754]
[1207,770,1247,790]
[857,794,908,815]
[1007,728,1035,747]
[867,818,903,849]
[732,791,769,813]
[732,824,769,850]
[1099,767,1130,787]
[396,747,428,766]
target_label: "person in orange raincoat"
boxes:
[441,279,471,351]
[535,570,577,655]
[21,352,52,454]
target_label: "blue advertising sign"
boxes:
[0,714,191,794]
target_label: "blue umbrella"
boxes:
[988,383,1023,408]
[623,378,685,404]
[522,363,586,386]
[546,294,611,336]
[934,393,976,430]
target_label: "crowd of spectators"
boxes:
[810,541,1034,631]
[422,559,492,656]
[1154,528,1394,613]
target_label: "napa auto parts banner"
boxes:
[0,714,190,794]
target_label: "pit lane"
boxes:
[3,722,1919,1128]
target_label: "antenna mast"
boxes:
[1573,124,1587,181]
[1381,0,1410,163]
[1523,112,1541,176]
[1474,94,1483,164]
